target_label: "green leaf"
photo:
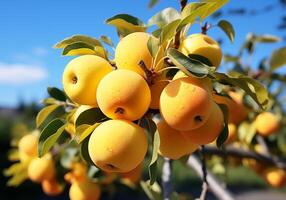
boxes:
[148,8,180,28]
[75,107,106,127]
[100,35,114,47]
[238,122,256,144]
[269,47,286,70]
[140,181,162,200]
[160,19,181,44]
[77,123,99,143]
[47,87,67,102]
[148,0,160,8]
[167,48,213,78]
[152,28,162,38]
[199,0,229,20]
[106,14,146,37]
[217,20,235,43]
[75,108,106,143]
[179,0,229,30]
[216,104,229,148]
[181,2,206,19]
[139,118,157,135]
[223,54,239,64]
[147,36,160,58]
[36,105,65,129]
[179,3,207,29]
[62,42,106,58]
[254,34,281,43]
[80,134,95,166]
[149,130,160,185]
[40,124,66,156]
[54,35,102,49]
[42,98,58,105]
[214,72,269,110]
[38,119,65,157]
[188,54,212,66]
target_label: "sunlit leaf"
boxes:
[148,0,160,8]
[160,19,181,44]
[269,47,286,70]
[80,134,94,165]
[54,35,103,49]
[223,54,239,64]
[147,36,160,58]
[62,42,106,58]
[75,107,106,143]
[199,0,229,20]
[167,48,213,78]
[149,130,160,185]
[254,34,281,43]
[217,20,235,43]
[38,119,65,157]
[40,123,66,156]
[214,72,269,110]
[179,0,229,30]
[106,14,146,37]
[140,181,162,200]
[100,35,114,47]
[148,8,180,28]
[78,123,99,143]
[36,105,65,129]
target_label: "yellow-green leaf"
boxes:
[41,123,66,156]
[106,14,146,37]
[149,129,159,185]
[38,119,65,157]
[54,35,102,49]
[160,19,181,44]
[269,47,286,71]
[148,7,180,28]
[214,72,269,110]
[36,105,65,129]
[217,20,235,43]
[62,42,106,58]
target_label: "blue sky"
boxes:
[0,0,285,107]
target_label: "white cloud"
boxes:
[0,63,48,85]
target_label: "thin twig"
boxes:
[202,145,286,170]
[174,0,188,49]
[187,155,235,200]
[138,60,154,85]
[256,135,271,156]
[200,146,208,200]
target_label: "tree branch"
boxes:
[187,155,235,200]
[256,135,271,156]
[200,146,208,200]
[162,158,173,200]
[202,146,286,170]
[174,0,188,49]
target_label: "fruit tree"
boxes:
[4,0,286,200]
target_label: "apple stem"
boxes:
[138,60,156,85]
[201,22,210,35]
